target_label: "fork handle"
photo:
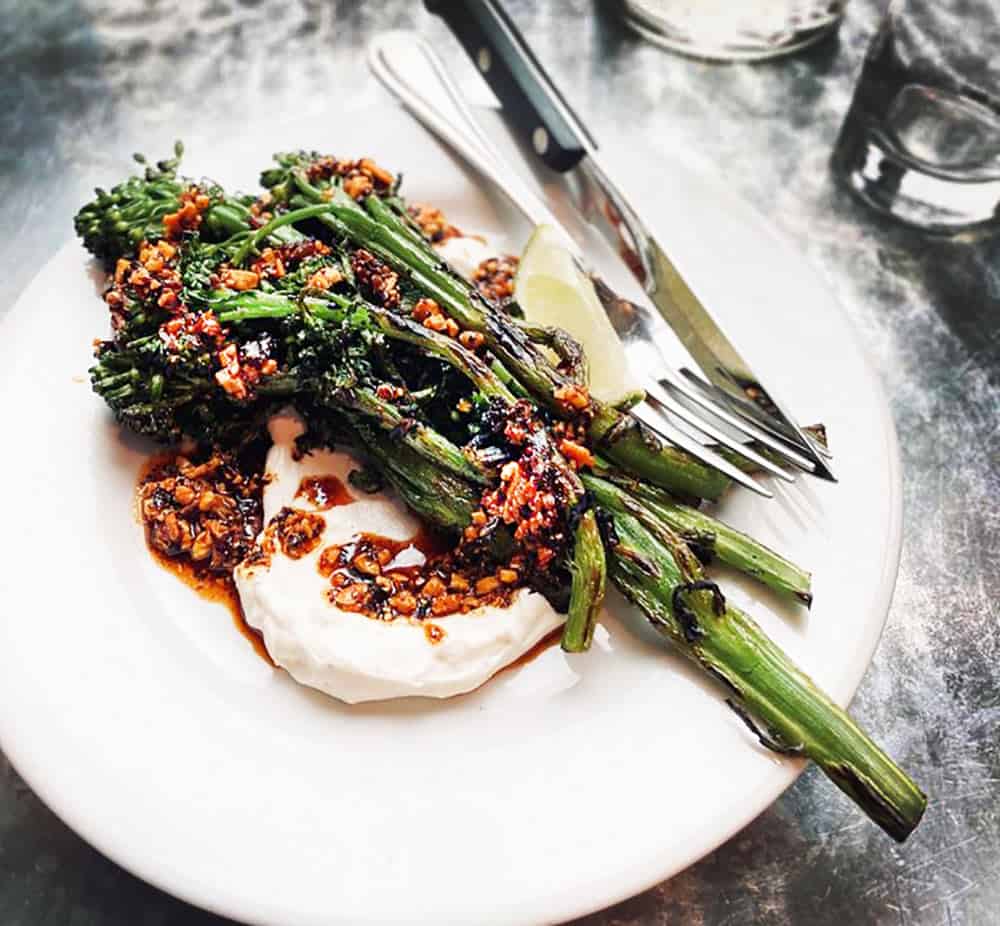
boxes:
[424,0,593,171]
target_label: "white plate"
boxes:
[0,106,901,925]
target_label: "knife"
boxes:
[424,0,835,480]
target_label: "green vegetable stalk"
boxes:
[587,478,925,841]
[562,509,607,653]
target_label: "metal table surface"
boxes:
[1,1,998,923]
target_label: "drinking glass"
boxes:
[620,0,848,62]
[832,0,1000,233]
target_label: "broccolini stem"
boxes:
[229,203,329,266]
[561,509,607,653]
[368,308,515,402]
[583,471,812,604]
[358,424,482,534]
[216,292,349,324]
[587,404,730,502]
[599,499,926,841]
[343,387,488,485]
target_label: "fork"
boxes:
[368,32,805,498]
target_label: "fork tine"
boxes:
[643,379,796,482]
[587,273,821,476]
[627,405,773,499]
[677,368,832,474]
[662,367,820,474]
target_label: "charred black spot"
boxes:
[480,396,511,435]
[471,444,513,467]
[827,763,923,843]
[594,507,619,547]
[683,530,717,566]
[596,414,634,449]
[151,486,173,510]
[615,544,659,578]
[567,492,591,533]
[671,580,725,643]
[726,698,803,757]
[388,417,418,441]
[704,665,741,698]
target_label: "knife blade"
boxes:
[570,154,836,478]
[424,0,835,480]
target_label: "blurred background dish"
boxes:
[620,0,849,61]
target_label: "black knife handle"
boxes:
[424,0,594,172]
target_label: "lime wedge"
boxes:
[514,225,637,403]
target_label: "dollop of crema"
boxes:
[234,414,564,703]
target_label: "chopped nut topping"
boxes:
[138,452,263,575]
[473,255,519,304]
[458,330,485,351]
[360,157,394,187]
[333,582,371,612]
[389,591,417,615]
[105,237,187,338]
[558,438,596,470]
[163,187,211,240]
[219,268,260,291]
[317,531,519,625]
[478,399,580,568]
[159,309,224,353]
[306,266,344,290]
[553,383,591,412]
[212,331,279,401]
[407,203,462,243]
[271,507,326,559]
[352,551,382,576]
[250,249,286,280]
[250,239,332,281]
[317,545,343,577]
[423,576,447,598]
[431,595,463,617]
[350,248,400,308]
[412,297,440,322]
[305,156,395,200]
[343,173,373,200]
[475,576,500,595]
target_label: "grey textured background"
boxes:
[2,1,999,924]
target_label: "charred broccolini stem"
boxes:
[340,386,488,485]
[586,478,926,842]
[366,309,516,403]
[583,469,812,604]
[561,509,607,653]
[356,424,482,535]
[587,403,730,502]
